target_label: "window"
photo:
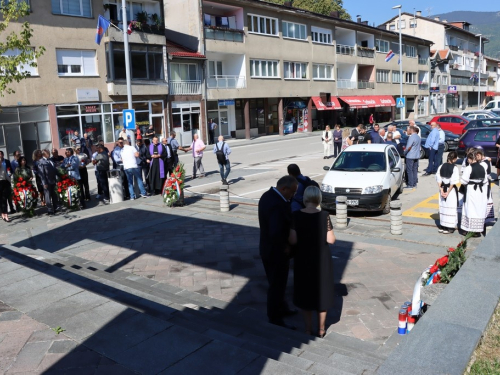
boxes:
[312,64,333,80]
[410,19,417,28]
[442,76,448,85]
[108,43,164,81]
[282,21,306,40]
[208,61,222,77]
[473,130,497,142]
[284,61,307,79]
[405,45,417,58]
[391,42,403,54]
[249,59,279,78]
[247,14,278,36]
[399,20,406,29]
[392,70,402,83]
[405,72,417,83]
[376,69,390,83]
[375,39,390,53]
[389,24,395,31]
[170,63,197,81]
[51,0,92,17]
[56,49,96,76]
[0,48,38,76]
[311,26,332,44]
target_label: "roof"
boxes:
[165,40,206,59]
[431,49,452,60]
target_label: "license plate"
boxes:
[346,199,359,206]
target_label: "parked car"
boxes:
[483,99,500,115]
[461,119,500,134]
[457,126,500,163]
[461,110,500,120]
[320,144,404,214]
[427,115,469,134]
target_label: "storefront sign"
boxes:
[447,85,458,94]
[430,87,440,93]
[76,88,99,102]
[83,105,99,113]
[218,100,235,106]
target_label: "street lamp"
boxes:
[393,5,403,119]
[476,34,482,110]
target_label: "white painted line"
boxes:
[187,170,273,189]
[238,187,270,196]
[247,150,274,155]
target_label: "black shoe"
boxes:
[46,212,54,216]
[269,320,296,330]
[280,308,298,317]
[223,179,229,185]
[473,232,481,238]
[423,172,431,176]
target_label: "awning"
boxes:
[486,91,500,97]
[311,96,341,110]
[339,95,396,108]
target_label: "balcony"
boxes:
[418,83,429,90]
[205,27,244,42]
[169,80,202,95]
[357,47,375,58]
[357,80,375,89]
[337,79,356,89]
[207,75,246,89]
[418,58,428,65]
[336,44,355,56]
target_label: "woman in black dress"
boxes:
[292,186,336,337]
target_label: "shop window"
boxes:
[51,0,91,17]
[108,43,164,81]
[57,117,80,148]
[81,115,103,145]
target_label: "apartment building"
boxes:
[381,13,499,114]
[164,0,433,139]
[0,0,168,160]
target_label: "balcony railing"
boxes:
[357,80,375,89]
[418,58,428,65]
[337,79,356,89]
[207,75,246,89]
[169,80,202,95]
[205,27,244,42]
[357,47,375,58]
[418,83,429,90]
[336,44,355,56]
[450,77,476,86]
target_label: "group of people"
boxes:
[258,165,335,336]
[436,147,495,237]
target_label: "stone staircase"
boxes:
[0,244,388,374]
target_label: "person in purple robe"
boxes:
[147,136,167,195]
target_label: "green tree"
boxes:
[262,0,351,20]
[0,0,45,97]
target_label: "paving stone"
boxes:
[0,311,23,321]
[0,274,59,299]
[48,340,79,354]
[6,341,52,373]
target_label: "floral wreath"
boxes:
[55,171,80,211]
[12,176,38,217]
[163,163,185,207]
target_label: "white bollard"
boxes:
[390,201,403,235]
[335,196,348,228]
[220,185,230,212]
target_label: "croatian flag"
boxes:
[470,73,478,81]
[95,15,111,45]
[385,50,395,62]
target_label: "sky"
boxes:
[344,0,500,26]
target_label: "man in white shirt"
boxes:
[385,125,402,144]
[122,140,148,200]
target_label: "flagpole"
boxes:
[121,0,135,145]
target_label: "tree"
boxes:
[262,0,351,20]
[0,0,45,97]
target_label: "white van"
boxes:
[483,99,500,115]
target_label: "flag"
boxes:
[95,15,111,45]
[127,22,133,35]
[470,74,477,81]
[385,50,395,62]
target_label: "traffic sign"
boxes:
[396,97,405,109]
[123,109,136,130]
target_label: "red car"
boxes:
[427,115,470,135]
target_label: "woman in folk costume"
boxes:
[436,151,459,234]
[322,125,333,159]
[460,150,488,237]
[457,147,475,214]
[475,147,495,225]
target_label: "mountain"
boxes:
[433,11,500,59]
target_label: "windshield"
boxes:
[332,151,387,172]
[484,102,494,109]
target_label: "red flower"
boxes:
[176,166,180,172]
[18,177,22,182]
[433,274,441,283]
[437,256,449,267]
[448,247,455,253]
[58,188,62,193]
[430,264,439,274]
[16,183,21,187]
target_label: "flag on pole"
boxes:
[95,15,111,45]
[385,50,395,62]
[127,22,134,35]
[470,73,477,81]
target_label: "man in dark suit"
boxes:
[258,175,298,329]
[38,149,59,215]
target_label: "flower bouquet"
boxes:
[163,163,185,207]
[12,176,38,217]
[55,173,80,211]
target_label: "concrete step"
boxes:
[1,244,386,373]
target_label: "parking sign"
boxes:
[123,109,136,130]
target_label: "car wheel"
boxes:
[419,146,425,159]
[444,142,449,152]
[382,192,391,214]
